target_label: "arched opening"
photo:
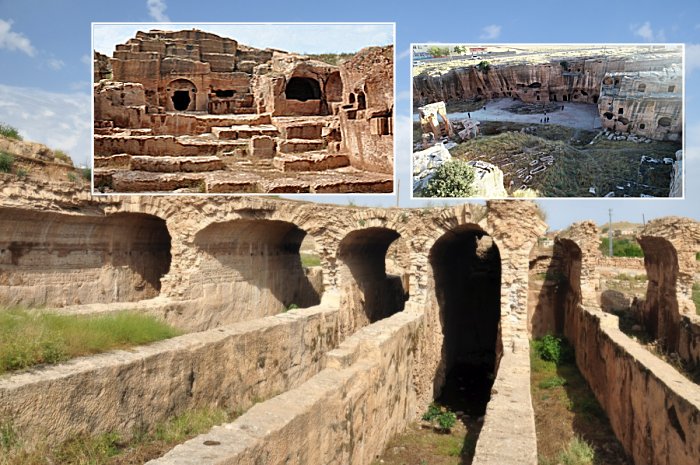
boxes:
[528,82,542,88]
[338,227,408,333]
[604,112,614,120]
[193,219,321,322]
[563,95,568,102]
[285,77,321,101]
[618,107,624,115]
[0,209,171,307]
[429,225,501,428]
[172,91,190,111]
[357,91,366,110]
[638,83,646,92]
[167,79,197,112]
[348,93,356,104]
[593,95,599,103]
[658,117,672,127]
[325,72,343,102]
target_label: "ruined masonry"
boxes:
[93,29,394,193]
[0,157,698,464]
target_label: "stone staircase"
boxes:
[93,113,389,194]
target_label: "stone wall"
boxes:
[0,302,339,444]
[147,309,423,465]
[558,223,700,465]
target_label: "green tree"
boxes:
[428,46,450,57]
[599,237,644,257]
[422,160,476,197]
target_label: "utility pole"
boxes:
[608,208,613,257]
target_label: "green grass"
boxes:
[81,167,92,181]
[693,283,700,315]
[0,123,22,141]
[0,151,13,173]
[0,308,182,374]
[538,375,566,389]
[449,129,678,197]
[0,406,236,465]
[540,436,595,465]
[300,253,321,267]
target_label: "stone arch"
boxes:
[636,236,680,350]
[285,77,321,101]
[193,219,321,319]
[0,209,172,307]
[658,117,672,127]
[337,227,407,333]
[348,92,356,104]
[166,78,197,111]
[325,71,343,102]
[428,224,502,404]
[357,90,366,110]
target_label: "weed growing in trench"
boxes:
[533,335,574,366]
[422,403,457,432]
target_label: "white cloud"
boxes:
[47,58,65,70]
[0,19,36,56]
[93,23,394,56]
[479,25,501,40]
[0,84,91,166]
[147,0,170,22]
[631,21,666,42]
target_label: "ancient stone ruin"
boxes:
[414,45,682,142]
[93,29,394,193]
[412,45,683,197]
[1,155,697,464]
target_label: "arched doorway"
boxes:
[285,77,321,101]
[166,79,197,111]
[337,227,408,334]
[429,225,501,423]
[325,72,343,102]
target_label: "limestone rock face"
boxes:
[598,65,682,141]
[412,142,451,193]
[414,48,682,141]
[337,45,394,174]
[467,160,507,198]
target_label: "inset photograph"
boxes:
[412,44,683,198]
[92,23,394,194]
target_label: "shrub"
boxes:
[534,335,561,364]
[0,151,14,173]
[422,403,457,432]
[15,168,27,179]
[422,159,476,198]
[67,172,77,182]
[428,46,450,57]
[81,167,91,181]
[0,123,22,141]
[477,60,491,73]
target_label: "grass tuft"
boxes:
[0,152,13,173]
[0,123,22,141]
[0,308,182,374]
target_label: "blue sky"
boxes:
[0,0,698,230]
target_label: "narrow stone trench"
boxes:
[372,228,500,465]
